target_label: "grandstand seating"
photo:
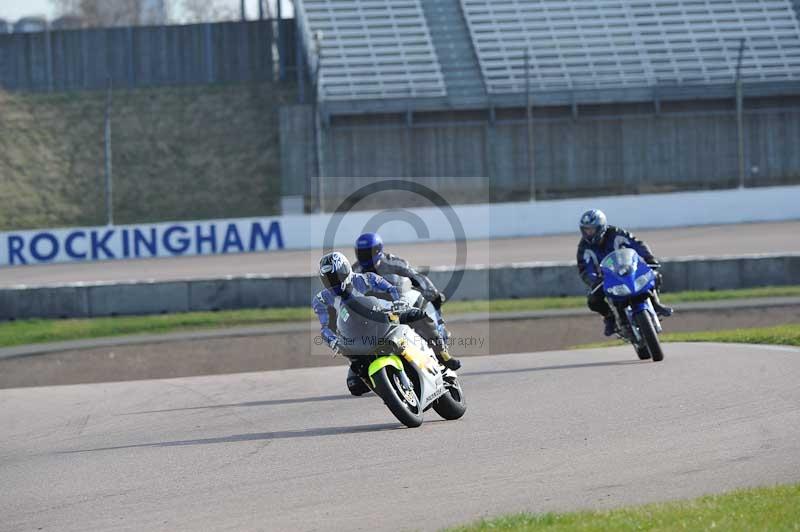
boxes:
[296,0,447,100]
[461,0,800,94]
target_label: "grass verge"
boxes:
[578,323,800,350]
[449,483,800,531]
[1,285,799,350]
[0,308,311,349]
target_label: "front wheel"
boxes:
[372,366,424,428]
[432,375,467,420]
[634,311,664,362]
[634,342,651,360]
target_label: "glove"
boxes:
[328,338,342,355]
[391,299,410,313]
[646,259,661,269]
[399,307,425,324]
[431,291,445,310]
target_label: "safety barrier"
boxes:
[1,253,797,319]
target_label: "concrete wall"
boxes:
[2,254,798,319]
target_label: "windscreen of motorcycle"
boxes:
[601,248,638,276]
[336,295,394,357]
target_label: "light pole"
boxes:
[104,76,114,226]
[313,31,325,212]
[524,49,535,201]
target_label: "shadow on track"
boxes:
[62,422,403,454]
[124,394,359,415]
[461,359,643,377]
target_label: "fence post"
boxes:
[45,27,53,92]
[313,33,325,212]
[205,23,214,83]
[525,49,536,201]
[82,28,89,89]
[127,26,135,87]
[296,19,306,103]
[104,77,114,226]
[277,3,286,81]
[735,38,746,189]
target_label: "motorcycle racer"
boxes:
[577,209,673,336]
[353,232,445,309]
[312,252,461,396]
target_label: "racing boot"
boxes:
[603,315,617,337]
[650,291,673,317]
[433,341,461,371]
[346,364,371,396]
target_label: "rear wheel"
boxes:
[432,375,467,420]
[372,366,423,428]
[634,311,664,362]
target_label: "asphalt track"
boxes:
[2,220,799,287]
[2,343,799,531]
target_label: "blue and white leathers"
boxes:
[312,272,400,346]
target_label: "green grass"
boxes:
[578,323,800,350]
[0,307,312,348]
[453,285,800,314]
[1,285,800,350]
[449,483,800,531]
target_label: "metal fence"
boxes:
[0,19,296,92]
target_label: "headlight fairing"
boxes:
[634,271,654,292]
[607,284,632,296]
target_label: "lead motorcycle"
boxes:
[336,295,466,428]
[595,248,665,362]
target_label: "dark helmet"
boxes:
[319,252,353,295]
[355,232,384,270]
[579,209,608,245]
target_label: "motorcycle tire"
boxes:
[432,375,467,420]
[634,311,664,362]
[372,366,424,428]
[634,342,651,360]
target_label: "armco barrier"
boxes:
[0,254,798,320]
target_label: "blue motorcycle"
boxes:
[597,248,664,362]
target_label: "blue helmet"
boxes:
[579,209,608,245]
[355,232,384,269]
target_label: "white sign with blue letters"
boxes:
[0,218,285,266]
[3,184,800,267]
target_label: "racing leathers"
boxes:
[312,272,400,349]
[312,272,456,396]
[354,253,444,309]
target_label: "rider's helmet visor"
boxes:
[581,226,597,240]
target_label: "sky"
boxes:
[0,0,293,22]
